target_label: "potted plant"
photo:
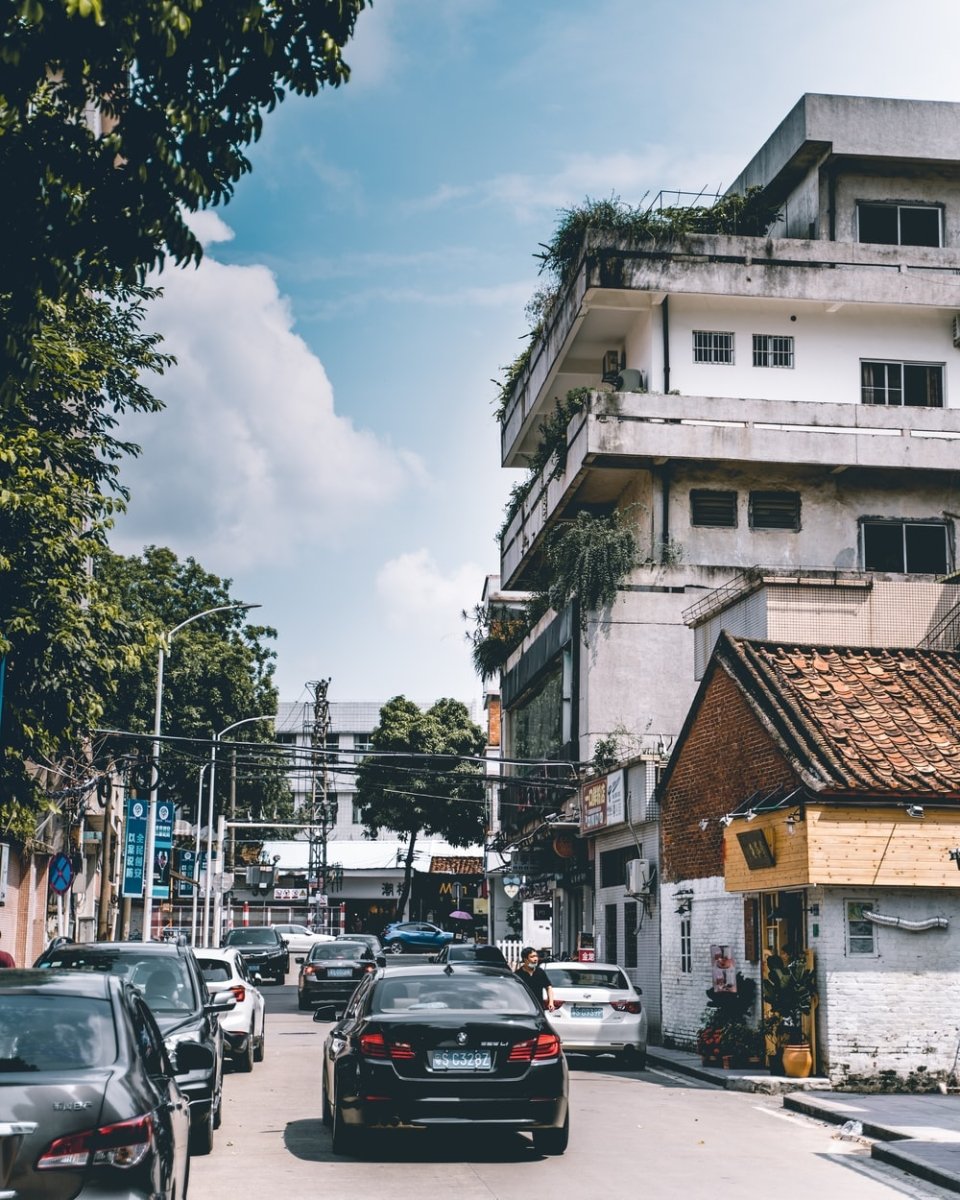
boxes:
[695,972,759,1067]
[762,953,818,1077]
[696,1022,723,1065]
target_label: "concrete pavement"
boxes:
[648,1044,960,1194]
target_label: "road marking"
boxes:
[646,1066,714,1087]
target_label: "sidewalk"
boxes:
[647,1045,960,1193]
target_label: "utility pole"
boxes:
[307,679,331,930]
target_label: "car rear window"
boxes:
[197,960,232,983]
[544,967,630,990]
[309,942,367,960]
[373,975,538,1015]
[0,995,118,1070]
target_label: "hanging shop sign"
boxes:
[152,801,174,901]
[580,769,626,834]
[121,797,148,898]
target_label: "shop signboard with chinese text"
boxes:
[580,769,626,834]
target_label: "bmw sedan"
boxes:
[0,969,192,1199]
[318,962,569,1156]
[382,921,454,954]
[542,961,647,1068]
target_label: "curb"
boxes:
[782,1093,908,1142]
[646,1050,828,1094]
[872,1142,960,1195]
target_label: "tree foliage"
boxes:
[0,0,369,354]
[0,283,171,838]
[539,509,639,630]
[355,697,486,917]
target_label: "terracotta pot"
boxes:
[722,1055,732,1070]
[781,1042,814,1078]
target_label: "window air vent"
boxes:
[690,490,737,528]
[749,491,801,531]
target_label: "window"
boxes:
[324,734,340,764]
[693,330,734,364]
[624,901,638,969]
[680,915,692,974]
[749,491,801,531]
[753,334,794,368]
[862,520,950,574]
[846,901,876,955]
[599,845,640,889]
[691,489,737,528]
[861,360,943,408]
[605,903,618,964]
[857,202,942,248]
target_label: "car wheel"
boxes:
[298,991,311,1011]
[189,1112,214,1156]
[331,1088,359,1156]
[254,1020,266,1063]
[237,1028,254,1073]
[532,1112,569,1156]
[321,1074,333,1128]
[212,1075,223,1130]
[386,940,404,955]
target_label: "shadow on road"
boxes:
[283,1119,541,1163]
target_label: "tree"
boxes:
[0,0,369,356]
[95,546,291,834]
[0,283,170,839]
[355,697,486,920]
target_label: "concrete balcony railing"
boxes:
[499,390,960,585]
[501,231,960,463]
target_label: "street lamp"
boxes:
[202,713,275,947]
[142,602,260,942]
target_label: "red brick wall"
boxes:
[661,665,800,883]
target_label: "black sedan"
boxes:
[0,969,192,1199]
[298,940,377,1011]
[222,926,289,984]
[317,962,569,1156]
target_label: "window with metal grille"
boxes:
[693,330,734,364]
[862,520,950,574]
[752,334,794,368]
[749,491,801,530]
[846,901,876,956]
[605,903,618,965]
[624,901,638,968]
[680,915,692,974]
[861,360,943,407]
[857,202,942,248]
[690,489,737,528]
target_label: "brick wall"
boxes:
[661,665,799,883]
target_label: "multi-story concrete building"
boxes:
[492,94,960,1022]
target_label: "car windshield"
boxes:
[197,959,233,984]
[0,995,118,1070]
[373,974,538,1015]
[544,967,630,990]
[225,929,278,946]
[309,942,368,961]
[38,949,196,1011]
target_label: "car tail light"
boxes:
[389,1041,415,1061]
[230,985,246,1003]
[303,965,318,977]
[507,1033,561,1062]
[363,964,375,974]
[359,1032,389,1059]
[610,1000,642,1014]
[38,1114,154,1170]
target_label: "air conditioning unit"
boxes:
[626,858,652,896]
[953,314,960,348]
[614,368,646,392]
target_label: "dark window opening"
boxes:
[862,520,949,574]
[605,903,618,965]
[691,489,737,528]
[624,901,638,968]
[599,845,640,889]
[858,202,941,248]
[861,360,943,407]
[749,491,801,531]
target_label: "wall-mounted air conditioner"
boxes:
[614,368,646,392]
[626,858,653,896]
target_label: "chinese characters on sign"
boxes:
[122,797,147,898]
[579,769,626,834]
[152,801,174,900]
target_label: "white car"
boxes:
[270,923,335,955]
[196,947,266,1072]
[543,961,647,1068]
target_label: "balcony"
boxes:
[501,231,960,466]
[500,390,960,585]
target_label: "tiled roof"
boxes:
[429,856,484,875]
[721,635,960,797]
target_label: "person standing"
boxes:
[0,932,15,968]
[514,946,555,1010]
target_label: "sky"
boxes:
[109,0,960,713]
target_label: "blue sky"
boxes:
[110,0,960,712]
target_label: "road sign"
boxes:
[49,853,74,895]
[122,797,148,898]
[152,801,174,900]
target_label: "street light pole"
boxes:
[142,602,260,942]
[202,713,275,948]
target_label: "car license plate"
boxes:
[327,968,352,978]
[429,1049,492,1071]
[571,1006,603,1018]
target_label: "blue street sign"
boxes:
[122,797,148,898]
[152,801,174,900]
[176,849,206,898]
[49,853,73,895]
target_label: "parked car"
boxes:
[542,961,647,1068]
[196,947,266,1072]
[297,940,377,1012]
[34,938,232,1154]
[222,926,290,984]
[318,962,569,1156]
[382,921,454,954]
[336,932,383,956]
[0,969,192,1199]
[432,943,510,968]
[270,922,335,954]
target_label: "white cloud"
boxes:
[185,210,235,247]
[111,235,423,569]
[376,549,484,632]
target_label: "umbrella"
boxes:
[449,910,473,920]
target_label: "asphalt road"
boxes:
[190,966,957,1200]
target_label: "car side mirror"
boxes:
[252,972,263,984]
[205,991,236,1013]
[295,956,305,964]
[375,955,386,968]
[312,1005,337,1023]
[171,1041,215,1074]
